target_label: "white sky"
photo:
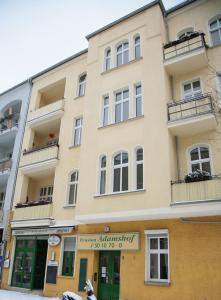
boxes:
[0,0,183,93]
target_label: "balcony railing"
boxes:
[14,201,53,221]
[163,32,206,61]
[171,175,221,204]
[167,93,213,122]
[0,159,12,173]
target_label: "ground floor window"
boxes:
[61,236,76,276]
[145,229,169,283]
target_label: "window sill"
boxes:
[145,280,170,286]
[63,205,76,209]
[74,95,85,100]
[69,144,81,149]
[94,189,146,198]
[98,115,144,130]
[101,56,143,75]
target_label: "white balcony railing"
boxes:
[13,202,53,221]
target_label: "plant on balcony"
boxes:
[184,170,211,183]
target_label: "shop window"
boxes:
[188,145,211,174]
[136,147,143,190]
[113,152,128,192]
[61,237,76,276]
[145,229,169,283]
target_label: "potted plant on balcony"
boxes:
[184,169,211,183]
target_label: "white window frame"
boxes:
[101,95,109,127]
[188,144,212,174]
[114,88,129,123]
[39,186,53,202]
[66,170,79,206]
[134,35,141,59]
[78,74,86,97]
[209,15,221,47]
[177,27,194,39]
[135,83,142,117]
[73,117,83,146]
[135,147,143,190]
[99,155,107,195]
[59,235,77,277]
[112,151,129,193]
[144,229,170,284]
[104,48,111,71]
[116,42,129,66]
[182,78,202,100]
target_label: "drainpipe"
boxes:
[0,78,33,284]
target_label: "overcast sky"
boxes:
[0,0,183,93]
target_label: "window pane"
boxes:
[160,254,168,280]
[62,251,74,276]
[122,166,128,191]
[150,238,158,249]
[184,83,191,92]
[113,168,121,192]
[122,152,128,164]
[64,237,76,251]
[101,156,106,168]
[211,30,221,46]
[68,184,75,204]
[192,163,200,172]
[114,154,121,165]
[116,92,121,102]
[103,107,108,126]
[124,49,129,64]
[160,238,168,249]
[150,254,158,279]
[115,103,121,123]
[104,96,109,106]
[202,162,211,174]
[210,20,218,30]
[200,147,209,159]
[74,128,80,145]
[71,171,77,182]
[123,101,129,121]
[117,53,122,66]
[137,148,143,161]
[190,148,199,161]
[137,164,143,190]
[192,80,200,90]
[136,98,142,116]
[123,90,129,99]
[136,85,141,95]
[100,170,106,195]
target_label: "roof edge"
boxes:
[86,0,165,40]
[0,79,31,97]
[166,0,199,15]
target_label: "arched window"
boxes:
[189,146,211,174]
[78,74,86,97]
[116,42,129,66]
[134,35,141,58]
[136,148,143,190]
[177,27,194,39]
[104,48,111,71]
[67,170,79,205]
[209,16,221,46]
[113,152,128,192]
[99,155,107,195]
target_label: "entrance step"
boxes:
[7,286,43,296]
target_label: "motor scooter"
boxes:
[61,279,97,300]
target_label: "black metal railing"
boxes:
[167,93,213,122]
[23,139,59,155]
[163,32,206,60]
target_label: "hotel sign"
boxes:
[77,232,139,251]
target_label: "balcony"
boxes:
[27,99,64,128]
[167,94,217,136]
[19,143,59,175]
[0,159,12,176]
[163,32,208,75]
[171,175,221,205]
[12,200,53,228]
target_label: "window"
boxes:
[135,84,142,116]
[61,237,76,276]
[209,16,221,46]
[78,74,86,96]
[99,155,107,195]
[0,192,5,209]
[67,171,78,205]
[102,96,109,126]
[116,42,129,66]
[113,152,128,192]
[189,145,211,174]
[115,89,129,123]
[145,230,169,283]
[39,186,53,202]
[104,48,111,71]
[136,148,143,190]
[134,35,141,58]
[183,79,202,99]
[178,28,194,39]
[218,74,221,94]
[74,118,83,146]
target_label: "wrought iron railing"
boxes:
[23,139,59,155]
[167,93,213,122]
[163,32,206,60]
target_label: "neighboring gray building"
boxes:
[0,81,31,253]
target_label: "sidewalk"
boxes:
[0,289,59,300]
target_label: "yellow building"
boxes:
[2,0,221,299]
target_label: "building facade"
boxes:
[0,81,31,277]
[1,0,221,299]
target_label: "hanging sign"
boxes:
[48,235,61,246]
[77,232,139,251]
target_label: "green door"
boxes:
[98,251,120,300]
[11,239,36,289]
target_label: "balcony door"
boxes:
[183,79,202,100]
